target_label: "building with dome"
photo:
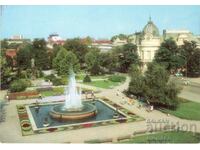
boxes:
[112,17,200,70]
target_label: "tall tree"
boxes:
[63,38,89,65]
[53,47,80,75]
[128,64,146,97]
[85,48,102,75]
[181,41,200,77]
[154,38,185,73]
[144,63,180,108]
[0,52,12,89]
[16,43,32,70]
[112,43,140,73]
[0,39,9,49]
[32,39,50,70]
[98,52,117,73]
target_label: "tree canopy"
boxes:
[63,38,89,65]
[112,43,141,72]
[85,48,102,75]
[32,39,50,70]
[128,62,181,109]
[154,38,185,73]
[53,47,80,75]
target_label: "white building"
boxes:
[113,18,200,69]
[47,33,64,49]
[91,40,113,52]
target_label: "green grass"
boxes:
[40,87,98,97]
[40,87,64,97]
[161,101,200,121]
[120,131,200,143]
[83,80,121,89]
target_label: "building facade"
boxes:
[113,18,200,69]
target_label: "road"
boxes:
[171,76,200,103]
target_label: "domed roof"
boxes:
[143,17,160,37]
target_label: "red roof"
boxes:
[6,49,17,58]
[93,40,112,44]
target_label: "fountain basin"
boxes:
[49,102,97,121]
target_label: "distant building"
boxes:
[112,17,200,69]
[163,30,200,46]
[6,35,31,45]
[11,35,23,40]
[112,37,127,46]
[92,39,113,52]
[47,33,65,49]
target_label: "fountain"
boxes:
[49,69,97,121]
[63,70,83,111]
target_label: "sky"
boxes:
[1,5,200,40]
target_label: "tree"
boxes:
[9,79,30,92]
[0,52,12,89]
[53,47,80,75]
[32,39,50,70]
[85,48,102,75]
[49,45,63,69]
[16,43,32,70]
[112,43,140,72]
[154,38,185,73]
[98,52,117,73]
[181,41,200,77]
[63,38,89,65]
[128,65,147,97]
[186,49,200,77]
[144,63,180,108]
[0,39,9,49]
[111,34,128,42]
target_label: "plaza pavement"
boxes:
[0,77,200,143]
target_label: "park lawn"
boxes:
[40,87,64,97]
[83,80,121,89]
[120,131,200,143]
[161,101,200,121]
[40,87,98,97]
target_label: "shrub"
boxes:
[60,75,68,84]
[38,69,44,78]
[51,78,63,86]
[83,75,92,82]
[108,75,126,82]
[52,77,67,86]
[19,70,28,78]
[44,74,56,82]
[23,79,32,87]
[9,79,29,92]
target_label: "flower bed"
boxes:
[17,98,143,136]
[8,91,39,100]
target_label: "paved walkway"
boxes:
[0,77,200,143]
